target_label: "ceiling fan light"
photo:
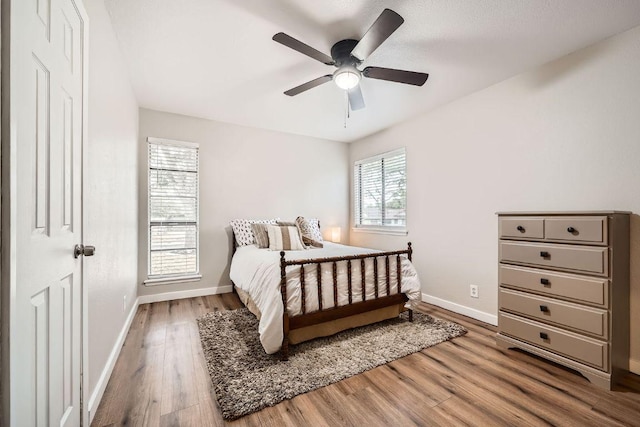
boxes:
[334,66,361,90]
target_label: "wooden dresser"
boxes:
[496,211,630,389]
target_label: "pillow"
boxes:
[251,223,270,248]
[276,220,306,245]
[267,225,306,251]
[295,216,323,248]
[276,221,296,227]
[230,218,278,246]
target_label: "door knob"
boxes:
[74,244,96,258]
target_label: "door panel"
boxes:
[11,0,87,425]
[62,93,74,230]
[33,56,51,235]
[30,289,50,427]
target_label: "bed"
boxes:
[230,239,421,359]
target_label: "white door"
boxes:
[9,0,88,425]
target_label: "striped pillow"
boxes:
[267,225,306,251]
[251,223,270,248]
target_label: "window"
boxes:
[353,148,406,231]
[147,137,199,279]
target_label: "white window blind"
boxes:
[354,148,406,228]
[148,138,199,278]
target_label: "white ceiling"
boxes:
[104,0,640,142]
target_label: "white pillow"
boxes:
[267,225,306,251]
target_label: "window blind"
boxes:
[354,148,406,228]
[148,139,199,277]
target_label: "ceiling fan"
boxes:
[272,8,429,111]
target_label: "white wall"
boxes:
[349,25,640,371]
[137,109,349,296]
[85,0,139,411]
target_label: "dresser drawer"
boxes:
[499,312,608,370]
[499,217,544,239]
[499,289,608,338]
[499,242,608,276]
[545,217,607,245]
[499,265,608,307]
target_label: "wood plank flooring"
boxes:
[91,294,640,426]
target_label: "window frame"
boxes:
[352,147,407,235]
[145,136,201,283]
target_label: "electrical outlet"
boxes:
[123,295,127,312]
[470,284,479,298]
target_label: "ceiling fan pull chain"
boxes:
[344,90,349,128]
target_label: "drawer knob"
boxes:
[567,226,576,233]
[540,251,550,258]
[540,278,550,285]
[539,305,549,313]
[539,332,549,340]
[516,225,525,232]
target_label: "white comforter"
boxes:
[230,242,421,354]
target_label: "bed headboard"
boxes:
[232,231,238,254]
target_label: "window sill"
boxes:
[143,274,202,287]
[351,227,408,236]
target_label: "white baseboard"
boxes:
[422,293,498,326]
[137,285,233,304]
[630,358,640,375]
[88,296,140,423]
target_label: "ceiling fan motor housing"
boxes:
[330,39,362,67]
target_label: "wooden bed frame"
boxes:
[278,242,414,360]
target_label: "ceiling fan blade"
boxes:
[348,86,365,111]
[350,9,404,61]
[273,32,335,65]
[284,75,333,96]
[363,67,429,86]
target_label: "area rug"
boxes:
[197,308,466,420]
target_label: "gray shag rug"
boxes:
[197,308,466,420]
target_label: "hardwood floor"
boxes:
[91,294,640,426]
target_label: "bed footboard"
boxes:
[279,242,413,360]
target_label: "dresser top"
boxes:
[496,210,631,216]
